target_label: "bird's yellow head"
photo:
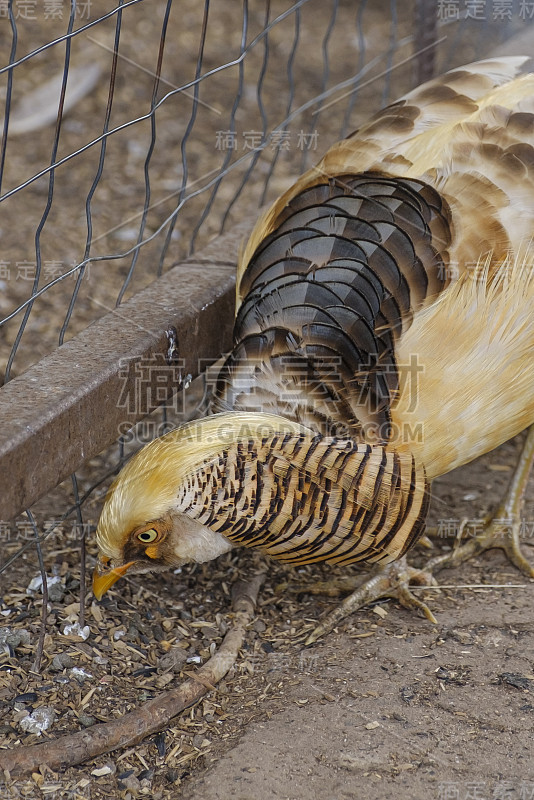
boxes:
[93,411,308,599]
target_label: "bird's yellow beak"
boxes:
[92,559,135,600]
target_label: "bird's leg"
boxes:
[294,556,437,645]
[424,424,534,578]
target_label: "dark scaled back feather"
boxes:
[214,173,452,441]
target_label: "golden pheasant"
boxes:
[94,56,534,641]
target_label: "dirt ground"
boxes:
[188,589,534,800]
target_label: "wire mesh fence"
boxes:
[0,0,532,704]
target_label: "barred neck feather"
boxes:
[176,432,429,566]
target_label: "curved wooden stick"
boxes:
[0,572,265,779]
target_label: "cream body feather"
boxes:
[392,248,534,478]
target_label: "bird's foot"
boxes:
[287,513,533,645]
[425,513,534,578]
[282,556,437,645]
[424,427,534,578]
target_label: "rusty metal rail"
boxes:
[0,220,255,522]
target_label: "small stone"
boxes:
[152,624,165,641]
[47,581,65,602]
[253,619,267,633]
[26,576,45,594]
[0,627,31,650]
[62,622,90,640]
[118,769,135,780]
[26,575,63,599]
[70,667,93,683]
[18,629,31,645]
[78,713,96,728]
[50,653,74,672]
[365,721,380,730]
[192,733,208,748]
[159,649,188,673]
[120,774,141,793]
[127,624,140,640]
[0,724,16,735]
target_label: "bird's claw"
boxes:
[425,515,534,579]
[300,557,437,645]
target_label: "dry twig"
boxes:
[0,571,265,779]
[28,510,48,674]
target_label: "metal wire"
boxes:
[58,0,126,343]
[0,21,503,333]
[0,0,145,75]
[219,0,271,233]
[259,4,300,207]
[188,1,250,256]
[0,3,17,197]
[117,0,173,301]
[298,0,338,173]
[340,0,368,139]
[4,3,77,382]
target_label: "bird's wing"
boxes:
[237,56,532,310]
[387,76,534,476]
[228,57,534,451]
[217,171,452,439]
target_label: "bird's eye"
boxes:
[137,528,158,543]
